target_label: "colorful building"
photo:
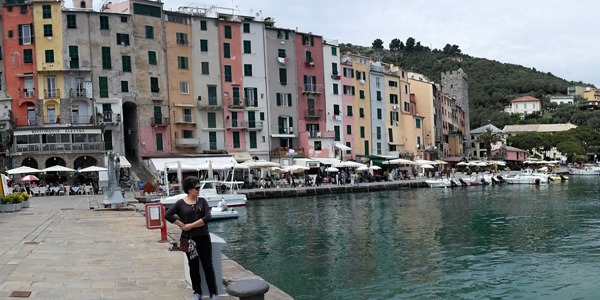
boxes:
[322,39,344,159]
[339,53,355,160]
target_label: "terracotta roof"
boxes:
[511,96,540,103]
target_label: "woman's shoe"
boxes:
[211,295,219,300]
[192,293,201,300]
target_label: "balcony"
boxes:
[20,89,35,99]
[176,138,200,148]
[301,84,322,95]
[270,147,305,158]
[304,109,323,119]
[44,115,61,124]
[13,118,36,127]
[225,120,247,130]
[44,89,60,99]
[99,112,121,124]
[71,114,95,125]
[197,97,222,110]
[244,99,259,110]
[174,115,195,125]
[226,97,245,111]
[151,116,169,126]
[13,142,104,154]
[69,88,87,98]
[241,121,263,130]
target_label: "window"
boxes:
[389,80,398,87]
[331,47,337,56]
[183,130,193,139]
[314,141,322,150]
[346,142,352,154]
[122,56,131,72]
[224,65,232,82]
[101,47,111,69]
[376,77,381,88]
[332,63,338,75]
[45,49,54,63]
[19,24,34,45]
[343,85,355,95]
[333,84,339,95]
[121,16,128,23]
[99,16,109,30]
[243,23,250,33]
[244,64,252,76]
[244,88,258,106]
[360,126,365,138]
[343,68,354,78]
[249,132,257,149]
[208,86,217,105]
[377,91,382,100]
[180,81,189,94]
[276,93,292,107]
[42,5,51,18]
[224,25,232,39]
[388,128,394,142]
[232,87,240,105]
[377,108,382,119]
[148,51,157,65]
[43,24,52,37]
[347,105,353,116]
[116,33,130,46]
[278,49,286,58]
[279,68,287,85]
[232,132,240,148]
[200,40,208,52]
[404,101,410,112]
[305,51,312,62]
[200,20,207,30]
[334,126,340,141]
[223,43,230,58]
[145,25,155,39]
[20,5,27,14]
[68,46,79,69]
[67,15,76,28]
[389,94,398,104]
[416,119,421,128]
[359,108,364,118]
[99,77,108,98]
[302,34,314,46]
[176,32,188,45]
[47,104,56,123]
[121,81,129,92]
[177,56,189,69]
[360,90,365,99]
[201,62,209,75]
[333,104,340,115]
[46,76,56,98]
[405,85,408,94]
[150,77,159,92]
[277,30,289,40]
[243,40,251,54]
[347,125,352,135]
[183,109,192,122]
[260,112,265,121]
[377,127,381,139]
[156,133,163,151]
[207,112,216,128]
[23,49,33,64]
[417,137,421,148]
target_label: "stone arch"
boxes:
[45,157,66,168]
[74,156,97,170]
[22,157,38,168]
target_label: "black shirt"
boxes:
[164,197,212,238]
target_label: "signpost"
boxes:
[145,203,168,242]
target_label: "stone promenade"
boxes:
[0,194,292,300]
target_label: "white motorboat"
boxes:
[211,199,239,220]
[161,181,247,209]
[425,179,454,188]
[504,172,549,185]
[568,167,600,175]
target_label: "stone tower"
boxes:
[441,68,470,152]
[72,0,92,9]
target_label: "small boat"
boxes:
[504,171,549,185]
[161,180,247,209]
[211,199,239,220]
[425,179,454,188]
[568,166,599,175]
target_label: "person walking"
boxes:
[164,176,219,300]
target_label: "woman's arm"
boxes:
[180,198,211,231]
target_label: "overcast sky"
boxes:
[161,0,600,88]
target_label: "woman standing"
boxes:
[164,176,218,300]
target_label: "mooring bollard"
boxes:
[225,279,269,300]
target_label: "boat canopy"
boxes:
[149,157,248,174]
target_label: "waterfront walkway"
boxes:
[0,194,292,300]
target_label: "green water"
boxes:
[211,177,600,299]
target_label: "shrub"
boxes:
[21,192,30,201]
[1,196,9,205]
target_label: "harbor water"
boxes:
[211,177,600,299]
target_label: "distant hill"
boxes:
[339,40,594,129]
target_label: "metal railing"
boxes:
[21,90,35,98]
[176,138,200,147]
[44,89,60,99]
[241,120,263,129]
[302,84,322,94]
[174,115,194,123]
[69,88,87,98]
[13,142,104,153]
[226,97,244,110]
[304,109,323,119]
[100,112,121,123]
[44,115,60,124]
[71,114,94,125]
[151,116,170,126]
[270,147,305,158]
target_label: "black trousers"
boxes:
[187,235,218,296]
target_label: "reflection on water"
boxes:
[211,177,600,299]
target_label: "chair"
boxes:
[31,187,40,197]
[84,185,93,195]
[78,185,85,195]
[39,186,47,196]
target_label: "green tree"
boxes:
[443,44,452,53]
[475,128,503,158]
[570,110,589,125]
[372,38,384,50]
[389,38,402,52]
[405,37,415,51]
[556,140,585,161]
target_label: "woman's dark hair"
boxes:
[182,176,201,194]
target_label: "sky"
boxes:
[160,0,600,88]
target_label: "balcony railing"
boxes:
[13,142,104,154]
[71,114,94,125]
[176,138,200,148]
[270,147,305,158]
[304,109,323,119]
[151,116,169,126]
[13,118,36,127]
[225,120,247,129]
[301,84,322,94]
[44,115,60,124]
[21,90,35,98]
[241,121,263,130]
[69,88,87,98]
[100,112,121,123]
[197,98,222,110]
[226,97,245,110]
[44,89,60,99]
[174,115,195,125]
[244,99,259,108]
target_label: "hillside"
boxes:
[339,41,594,129]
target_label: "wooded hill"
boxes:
[339,39,595,129]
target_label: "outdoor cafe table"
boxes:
[50,187,61,195]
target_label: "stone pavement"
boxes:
[0,194,292,300]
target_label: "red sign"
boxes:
[145,203,165,229]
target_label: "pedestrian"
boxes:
[446,169,451,179]
[164,176,219,300]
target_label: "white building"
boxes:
[550,96,574,105]
[504,96,541,117]
[322,39,344,158]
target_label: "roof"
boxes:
[503,123,576,133]
[505,146,527,152]
[511,96,540,103]
[470,124,503,134]
[443,157,465,162]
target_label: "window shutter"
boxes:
[278,117,284,133]
[276,93,281,106]
[289,117,293,127]
[287,94,292,107]
[18,25,23,45]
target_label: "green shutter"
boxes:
[233,87,240,104]
[200,40,208,51]
[243,23,250,33]
[200,20,207,30]
[224,65,232,82]
[260,112,264,121]
[18,25,23,45]
[207,112,216,128]
[208,86,217,105]
[334,126,340,141]
[201,62,209,74]
[388,128,393,142]
[233,132,240,148]
[133,3,161,18]
[67,15,76,28]
[42,5,51,18]
[276,93,281,106]
[99,16,109,29]
[331,47,337,56]
[360,90,365,99]
[122,56,131,72]
[99,77,108,98]
[347,105,353,116]
[333,84,338,95]
[287,94,292,107]
[223,43,230,58]
[69,46,79,69]
[156,133,163,151]
[145,25,154,39]
[148,51,156,65]
[23,49,33,63]
[224,25,232,38]
[102,47,111,69]
[249,132,257,148]
[347,125,352,135]
[289,117,293,127]
[243,40,251,53]
[278,117,284,133]
[45,50,54,63]
[278,49,286,58]
[244,64,252,76]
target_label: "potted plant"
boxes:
[21,192,30,208]
[12,193,23,211]
[1,195,16,212]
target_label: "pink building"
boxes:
[220,21,246,152]
[340,58,355,160]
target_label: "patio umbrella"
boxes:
[476,162,488,167]
[325,167,339,172]
[383,158,415,165]
[415,159,435,165]
[79,166,107,172]
[420,164,434,169]
[457,162,467,166]
[433,160,448,164]
[369,166,382,170]
[20,175,39,182]
[42,165,76,172]
[356,165,369,171]
[7,166,41,174]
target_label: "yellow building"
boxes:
[350,54,372,156]
[165,12,197,154]
[408,73,436,159]
[583,88,600,101]
[33,0,64,124]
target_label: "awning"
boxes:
[334,142,351,151]
[312,157,341,165]
[119,155,131,168]
[149,156,245,173]
[230,151,252,162]
[271,134,295,138]
[387,142,404,146]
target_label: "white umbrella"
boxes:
[476,162,488,167]
[325,167,339,172]
[42,165,76,172]
[420,164,434,169]
[7,166,41,174]
[433,160,448,164]
[79,166,107,172]
[457,162,467,166]
[369,166,382,170]
[356,165,369,171]
[467,161,479,166]
[332,161,366,168]
[415,159,435,165]
[282,165,310,173]
[383,158,415,165]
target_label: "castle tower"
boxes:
[441,68,470,153]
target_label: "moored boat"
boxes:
[160,180,247,209]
